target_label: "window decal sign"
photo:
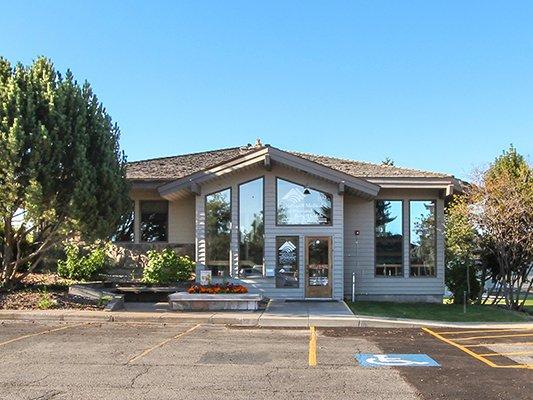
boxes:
[354,354,440,367]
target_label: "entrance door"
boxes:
[305,237,332,298]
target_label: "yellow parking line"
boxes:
[424,327,533,369]
[464,342,533,348]
[478,350,533,357]
[437,328,532,335]
[422,327,499,368]
[0,323,89,348]
[308,326,317,367]
[127,324,201,364]
[454,333,533,341]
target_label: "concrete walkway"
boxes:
[259,299,356,326]
[1,300,532,328]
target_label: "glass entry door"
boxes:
[305,237,332,298]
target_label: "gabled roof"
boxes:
[127,144,452,181]
[157,146,381,199]
[127,146,256,182]
[292,152,451,179]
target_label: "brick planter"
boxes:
[168,292,262,311]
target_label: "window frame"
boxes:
[275,177,333,227]
[139,200,169,243]
[204,187,233,277]
[408,199,438,278]
[374,199,405,278]
[237,176,265,278]
[275,235,300,288]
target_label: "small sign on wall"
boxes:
[200,270,212,285]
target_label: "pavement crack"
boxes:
[129,365,151,388]
[30,390,62,400]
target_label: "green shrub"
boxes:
[142,249,195,285]
[37,289,57,310]
[57,242,109,281]
[445,260,481,304]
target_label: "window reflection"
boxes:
[140,201,168,242]
[276,236,299,288]
[238,178,264,278]
[112,201,134,242]
[276,179,332,225]
[205,189,231,277]
[307,238,330,286]
[410,200,436,277]
[375,200,403,276]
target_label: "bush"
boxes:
[142,249,195,285]
[57,242,109,281]
[37,289,57,310]
[445,260,481,304]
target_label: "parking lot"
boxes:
[0,321,531,400]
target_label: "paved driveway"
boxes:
[0,321,530,400]
[0,320,417,400]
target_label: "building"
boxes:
[121,140,460,302]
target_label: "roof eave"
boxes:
[158,146,380,200]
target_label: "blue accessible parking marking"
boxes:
[354,354,440,367]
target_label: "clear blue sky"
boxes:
[1,1,532,180]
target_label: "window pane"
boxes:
[410,200,436,277]
[205,189,231,277]
[111,201,134,242]
[140,201,168,242]
[276,236,299,288]
[238,178,264,278]
[307,238,330,286]
[375,200,403,276]
[276,179,332,225]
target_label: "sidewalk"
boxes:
[1,300,532,329]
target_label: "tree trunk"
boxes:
[1,219,15,288]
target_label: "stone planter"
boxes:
[168,292,262,311]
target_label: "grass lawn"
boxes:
[347,301,530,322]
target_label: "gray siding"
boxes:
[343,188,445,301]
[196,164,344,300]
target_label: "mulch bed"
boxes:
[0,273,105,311]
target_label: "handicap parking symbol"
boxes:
[354,354,440,367]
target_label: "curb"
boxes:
[1,309,532,329]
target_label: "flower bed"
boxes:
[187,283,248,294]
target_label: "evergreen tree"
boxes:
[0,57,129,287]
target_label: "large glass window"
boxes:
[276,178,332,225]
[111,201,134,242]
[238,178,264,278]
[140,201,168,242]
[375,200,403,276]
[205,188,231,277]
[410,200,437,277]
[276,236,299,288]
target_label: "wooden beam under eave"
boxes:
[264,154,272,171]
[338,181,345,195]
[190,182,201,196]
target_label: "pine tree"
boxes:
[0,57,129,287]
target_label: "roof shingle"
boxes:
[126,145,452,181]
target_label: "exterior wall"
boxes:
[124,173,446,303]
[110,189,196,280]
[129,188,196,245]
[343,188,445,302]
[195,164,344,300]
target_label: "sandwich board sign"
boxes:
[354,354,440,367]
[200,270,212,285]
